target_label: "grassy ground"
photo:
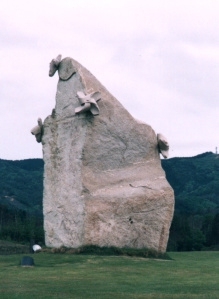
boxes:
[0,251,218,298]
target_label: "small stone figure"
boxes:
[157,133,169,159]
[58,57,76,80]
[49,54,62,77]
[75,91,101,116]
[31,118,43,143]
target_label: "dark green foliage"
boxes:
[0,204,44,244]
[0,158,44,244]
[0,158,44,212]
[6,159,44,171]
[211,213,219,245]
[0,153,219,251]
[162,152,219,251]
[162,152,219,213]
[0,240,29,255]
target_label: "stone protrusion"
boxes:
[31,118,43,143]
[75,91,101,115]
[157,133,169,159]
[49,54,62,77]
[58,57,77,80]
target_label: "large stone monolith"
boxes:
[41,56,174,252]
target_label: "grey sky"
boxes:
[1,0,219,160]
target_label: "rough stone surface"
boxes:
[42,57,174,252]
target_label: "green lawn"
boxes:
[0,251,218,298]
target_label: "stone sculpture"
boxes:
[49,54,62,77]
[31,118,43,143]
[38,56,174,253]
[58,57,76,80]
[157,133,169,159]
[75,91,101,115]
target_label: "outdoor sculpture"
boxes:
[157,133,169,159]
[31,118,43,143]
[34,55,174,252]
[75,91,101,115]
[49,55,76,81]
[49,54,62,77]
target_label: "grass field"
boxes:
[0,251,218,298]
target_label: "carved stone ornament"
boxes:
[157,133,169,159]
[75,91,101,116]
[58,57,77,81]
[31,118,43,143]
[49,54,62,77]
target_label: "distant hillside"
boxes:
[161,152,219,214]
[0,153,218,250]
[162,152,219,251]
[0,158,44,213]
[0,158,44,244]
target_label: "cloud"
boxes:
[0,0,218,159]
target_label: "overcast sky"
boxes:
[1,0,219,160]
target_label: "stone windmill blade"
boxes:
[90,91,101,102]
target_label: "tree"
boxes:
[210,213,219,246]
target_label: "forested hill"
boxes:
[0,152,218,250]
[161,152,219,214]
[0,158,44,213]
[162,152,219,250]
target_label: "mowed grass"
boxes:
[0,251,218,299]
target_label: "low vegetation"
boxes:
[38,244,171,260]
[0,240,29,255]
